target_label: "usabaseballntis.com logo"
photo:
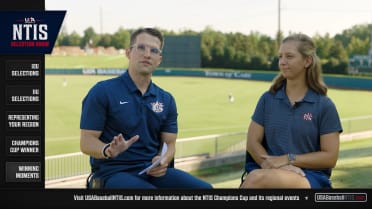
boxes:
[0,11,65,54]
[315,193,367,202]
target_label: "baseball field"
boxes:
[45,55,372,188]
[45,74,372,155]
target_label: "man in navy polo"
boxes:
[80,28,212,189]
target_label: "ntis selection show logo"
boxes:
[0,11,65,54]
[11,16,49,47]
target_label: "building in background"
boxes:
[348,24,372,75]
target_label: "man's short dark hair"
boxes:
[130,28,164,49]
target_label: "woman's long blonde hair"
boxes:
[269,33,327,95]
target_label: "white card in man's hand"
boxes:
[138,143,167,175]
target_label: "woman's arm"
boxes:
[291,132,340,169]
[246,120,268,167]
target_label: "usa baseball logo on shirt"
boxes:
[303,112,313,121]
[151,101,164,113]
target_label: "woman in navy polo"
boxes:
[240,33,342,189]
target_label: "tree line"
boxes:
[56,24,372,75]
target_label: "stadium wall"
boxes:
[45,69,372,91]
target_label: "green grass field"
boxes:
[45,75,372,155]
[333,137,372,188]
[46,54,128,69]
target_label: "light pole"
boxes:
[278,0,281,37]
[277,0,282,47]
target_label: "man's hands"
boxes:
[104,133,173,178]
[105,134,139,158]
[147,155,169,177]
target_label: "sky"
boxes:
[45,0,372,38]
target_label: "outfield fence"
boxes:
[45,115,372,181]
[340,115,372,134]
[46,68,372,91]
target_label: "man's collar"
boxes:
[121,71,156,96]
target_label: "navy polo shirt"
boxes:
[80,71,177,175]
[251,85,342,176]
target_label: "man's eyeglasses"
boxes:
[130,44,162,56]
